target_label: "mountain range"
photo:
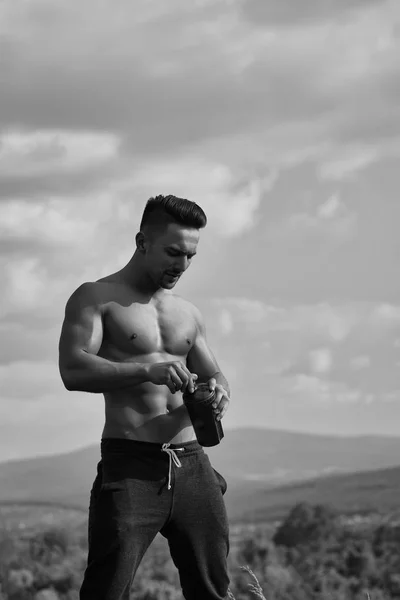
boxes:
[1,428,400,521]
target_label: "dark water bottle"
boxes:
[183,383,224,447]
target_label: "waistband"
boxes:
[101,437,204,458]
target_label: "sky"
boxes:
[1,0,400,461]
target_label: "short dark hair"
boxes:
[139,195,207,235]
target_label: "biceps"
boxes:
[59,308,103,367]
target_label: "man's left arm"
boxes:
[186,307,230,421]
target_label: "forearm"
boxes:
[60,352,150,393]
[211,371,230,397]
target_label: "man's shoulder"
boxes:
[66,279,116,309]
[65,281,98,307]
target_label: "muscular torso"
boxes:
[96,276,198,444]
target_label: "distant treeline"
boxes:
[0,502,398,599]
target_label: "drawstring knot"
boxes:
[161,443,184,490]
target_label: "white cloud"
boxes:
[0,0,400,455]
[309,347,333,374]
[268,303,357,343]
[312,305,357,342]
[0,188,145,319]
[0,198,98,245]
[0,130,119,178]
[221,297,267,322]
[291,374,330,399]
[212,298,361,342]
[0,392,104,461]
[317,194,343,219]
[290,374,363,404]
[212,299,400,350]
[131,158,276,237]
[1,257,51,315]
[317,145,381,181]
[0,322,60,364]
[0,360,61,400]
[372,303,400,322]
[285,194,357,241]
[0,0,399,182]
[218,309,234,336]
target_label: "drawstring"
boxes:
[161,443,184,490]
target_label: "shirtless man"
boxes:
[58,195,231,600]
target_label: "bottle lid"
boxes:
[192,383,215,401]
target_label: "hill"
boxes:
[1,428,400,520]
[207,427,400,484]
[230,463,400,523]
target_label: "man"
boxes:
[58,195,231,600]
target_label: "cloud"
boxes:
[0,190,143,320]
[209,298,400,395]
[0,130,119,179]
[290,374,363,404]
[317,144,381,180]
[0,129,121,201]
[0,360,61,400]
[309,347,333,374]
[1,257,51,316]
[212,298,361,342]
[0,198,98,246]
[1,0,399,176]
[0,158,271,329]
[0,392,104,461]
[0,322,59,365]
[284,194,357,242]
[218,309,234,336]
[0,0,400,455]
[372,303,400,322]
[129,158,276,237]
[317,195,343,219]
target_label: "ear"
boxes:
[135,232,147,254]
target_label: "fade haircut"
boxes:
[139,195,207,238]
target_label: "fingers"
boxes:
[212,386,229,420]
[208,377,217,392]
[173,362,197,393]
[215,397,229,420]
[168,368,182,393]
[168,363,197,394]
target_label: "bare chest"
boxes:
[101,300,196,358]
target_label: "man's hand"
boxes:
[208,377,230,421]
[148,361,197,394]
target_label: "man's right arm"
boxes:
[58,283,152,393]
[58,283,197,394]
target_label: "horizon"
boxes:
[1,425,400,465]
[1,0,400,462]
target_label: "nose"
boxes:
[174,256,189,272]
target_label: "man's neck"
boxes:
[120,253,165,299]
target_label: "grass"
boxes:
[227,568,380,600]
[228,567,267,600]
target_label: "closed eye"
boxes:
[166,249,196,259]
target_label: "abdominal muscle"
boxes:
[101,353,197,445]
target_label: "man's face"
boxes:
[145,222,200,289]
